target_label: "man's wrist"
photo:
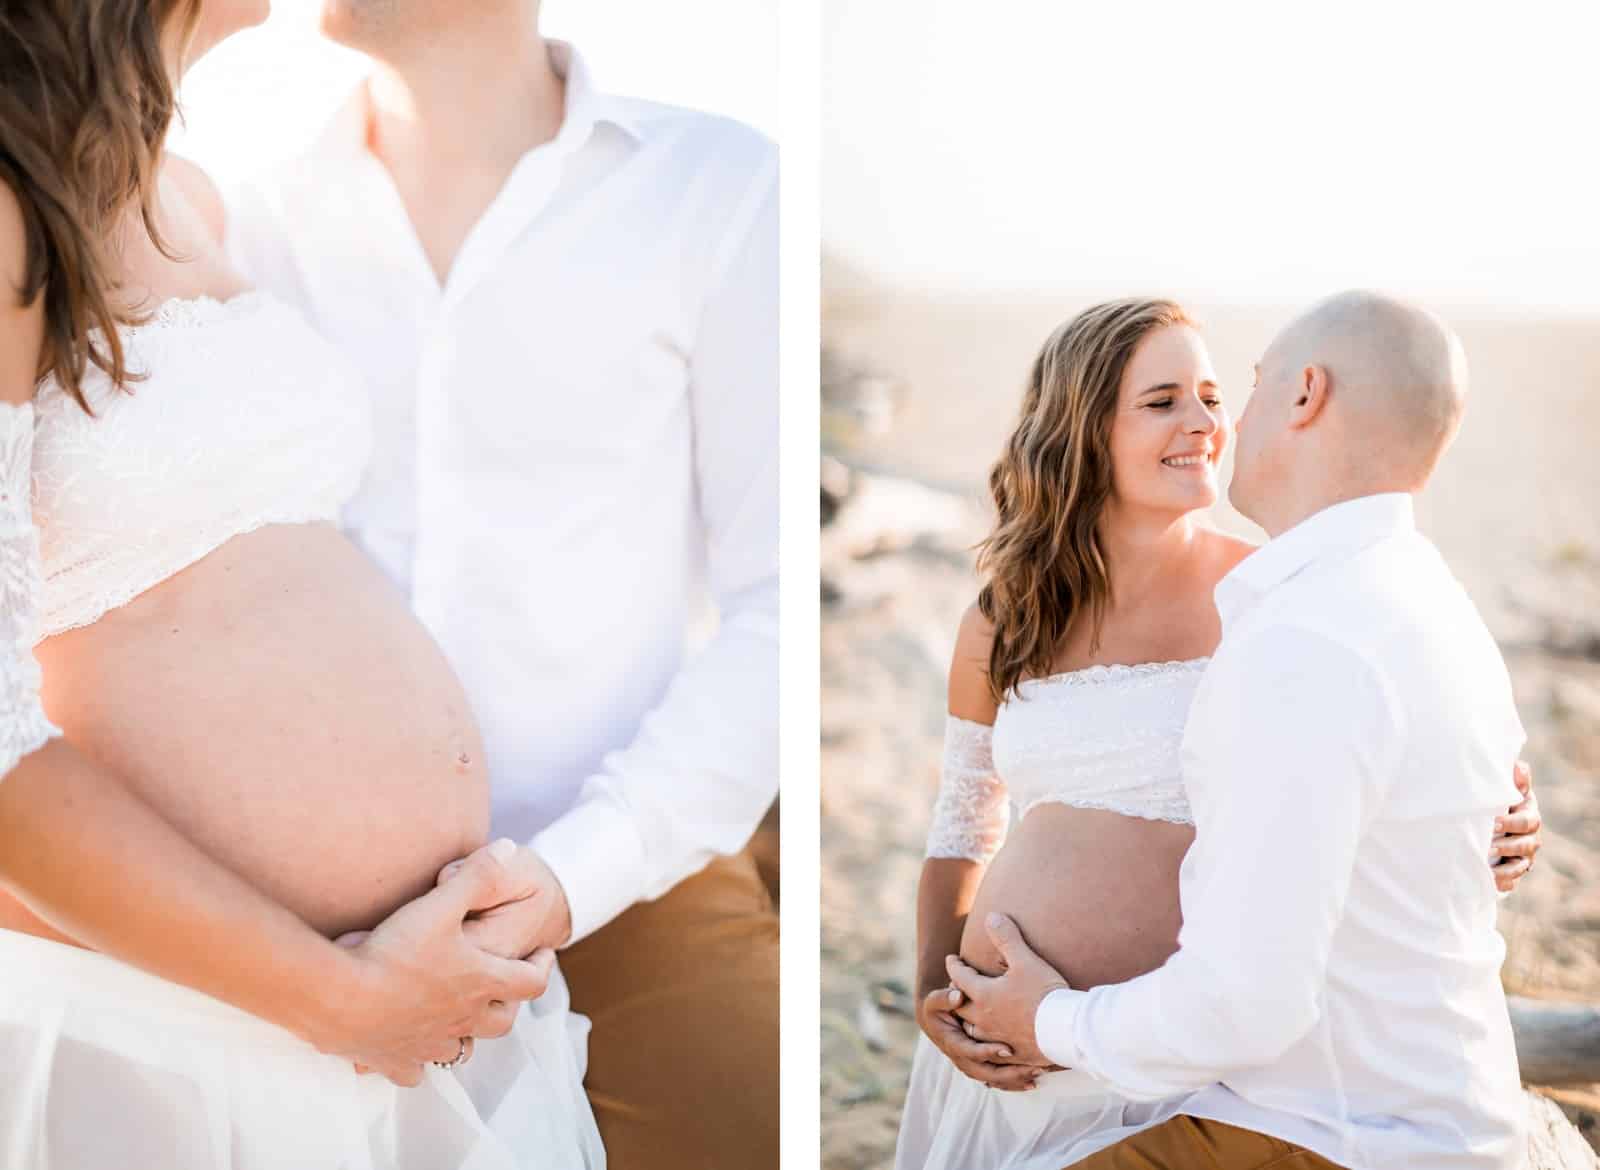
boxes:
[1034,985,1088,1070]
[544,861,574,949]
[531,801,650,943]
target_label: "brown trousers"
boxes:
[560,849,779,1170]
[1067,1115,1345,1169]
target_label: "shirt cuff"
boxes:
[530,797,651,945]
[1035,986,1090,1070]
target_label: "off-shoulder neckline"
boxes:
[127,289,273,334]
[1018,657,1211,688]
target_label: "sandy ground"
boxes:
[819,268,1600,1169]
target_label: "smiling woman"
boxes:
[897,300,1253,1169]
[974,299,1227,702]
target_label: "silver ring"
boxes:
[433,1036,470,1069]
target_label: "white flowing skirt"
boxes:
[0,927,604,1170]
[894,1034,1189,1170]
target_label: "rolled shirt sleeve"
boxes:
[532,153,779,943]
[1034,625,1403,1099]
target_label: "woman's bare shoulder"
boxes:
[162,154,226,246]
[1195,526,1259,584]
[948,601,999,725]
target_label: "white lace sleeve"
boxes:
[0,402,62,780]
[925,715,1010,862]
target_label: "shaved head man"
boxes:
[1231,290,1470,535]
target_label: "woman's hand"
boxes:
[946,914,1070,1071]
[318,839,555,1086]
[1491,759,1542,893]
[917,978,1046,1092]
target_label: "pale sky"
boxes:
[170,0,777,188]
[824,0,1600,311]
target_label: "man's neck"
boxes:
[362,14,565,281]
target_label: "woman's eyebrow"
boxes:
[1139,380,1219,395]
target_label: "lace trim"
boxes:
[925,715,1010,863]
[1019,794,1195,826]
[39,510,342,641]
[0,402,63,778]
[127,290,273,339]
[1020,657,1211,689]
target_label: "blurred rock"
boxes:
[1527,1091,1600,1167]
[855,995,890,1053]
[823,347,902,447]
[822,454,854,529]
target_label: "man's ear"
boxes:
[1287,364,1330,430]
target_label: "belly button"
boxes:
[456,752,472,770]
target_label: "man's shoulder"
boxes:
[615,96,772,152]
[1223,532,1502,707]
[1258,530,1438,624]
[610,97,776,184]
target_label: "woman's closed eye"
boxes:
[1146,397,1222,410]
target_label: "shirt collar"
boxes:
[546,40,647,147]
[1215,492,1416,629]
[306,39,644,169]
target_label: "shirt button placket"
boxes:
[411,318,448,628]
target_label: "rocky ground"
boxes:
[819,278,1600,1169]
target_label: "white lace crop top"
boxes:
[925,659,1208,862]
[0,291,372,781]
[31,292,372,639]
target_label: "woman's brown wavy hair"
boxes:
[976,298,1196,702]
[0,0,203,414]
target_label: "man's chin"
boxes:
[1225,478,1251,521]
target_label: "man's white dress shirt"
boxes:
[1034,494,1527,1170]
[225,44,777,942]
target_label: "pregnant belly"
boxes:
[4,523,491,942]
[960,805,1194,992]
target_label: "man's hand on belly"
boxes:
[321,839,560,1085]
[437,843,574,959]
[947,913,1071,1069]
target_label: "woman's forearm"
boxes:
[916,856,986,997]
[0,737,354,1047]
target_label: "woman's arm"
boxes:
[915,858,985,1004]
[916,603,1002,997]
[914,603,1039,1089]
[0,186,540,1086]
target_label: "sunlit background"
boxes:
[171,0,777,188]
[825,0,1599,311]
